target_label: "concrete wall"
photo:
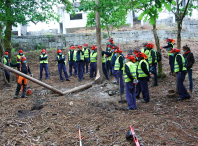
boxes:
[11,29,198,51]
[183,20,198,33]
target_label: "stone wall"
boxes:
[11,29,198,51]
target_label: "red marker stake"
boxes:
[130,126,140,146]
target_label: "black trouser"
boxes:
[15,80,27,97]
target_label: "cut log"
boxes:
[0,63,93,95]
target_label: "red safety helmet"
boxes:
[83,43,88,47]
[107,44,111,48]
[57,49,62,54]
[125,55,136,62]
[41,49,47,54]
[91,45,97,50]
[134,49,140,55]
[114,48,122,53]
[170,48,180,53]
[20,56,27,63]
[108,38,114,44]
[26,88,31,95]
[136,52,146,58]
[70,45,75,49]
[19,49,23,53]
[4,51,8,55]
[77,45,82,49]
[166,38,175,43]
[146,43,155,49]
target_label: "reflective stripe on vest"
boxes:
[168,43,174,56]
[141,48,150,56]
[90,52,97,63]
[107,51,113,61]
[148,49,157,64]
[3,57,7,65]
[102,54,105,63]
[114,55,124,70]
[57,55,66,65]
[73,51,77,61]
[84,49,89,58]
[17,55,25,63]
[137,60,149,78]
[40,55,48,64]
[123,62,137,82]
[174,54,187,72]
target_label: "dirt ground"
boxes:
[0,39,198,146]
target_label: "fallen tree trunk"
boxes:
[0,63,93,95]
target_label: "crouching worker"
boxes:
[39,49,49,80]
[123,55,137,110]
[171,48,191,100]
[10,56,33,99]
[57,49,70,82]
[2,51,10,83]
[135,52,150,103]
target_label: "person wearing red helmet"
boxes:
[83,43,90,74]
[76,45,84,81]
[114,48,124,94]
[90,45,97,78]
[146,43,158,87]
[68,45,77,77]
[108,38,114,44]
[10,56,33,99]
[15,49,25,82]
[39,48,49,80]
[56,49,70,82]
[135,52,150,103]
[2,51,10,82]
[123,55,137,110]
[141,42,149,62]
[170,48,191,101]
[104,44,114,76]
[161,38,175,75]
[103,45,124,82]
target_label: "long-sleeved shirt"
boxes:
[76,50,84,62]
[163,43,174,51]
[174,53,184,72]
[125,64,134,81]
[183,51,195,70]
[57,55,66,64]
[39,55,48,61]
[10,63,32,75]
[150,50,156,65]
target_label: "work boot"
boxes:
[151,83,158,87]
[61,80,63,82]
[14,95,18,99]
[177,97,184,101]
[66,79,70,81]
[21,93,28,98]
[141,99,149,103]
[38,78,42,80]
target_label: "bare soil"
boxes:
[0,39,198,146]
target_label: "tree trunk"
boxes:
[4,22,12,58]
[152,23,163,76]
[95,0,103,84]
[177,22,182,50]
[0,23,4,56]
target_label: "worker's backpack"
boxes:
[156,51,162,62]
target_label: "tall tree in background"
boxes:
[132,0,172,76]
[80,0,129,38]
[169,0,198,49]
[0,0,73,58]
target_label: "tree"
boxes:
[79,0,129,38]
[169,0,198,49]
[132,0,172,76]
[0,0,73,58]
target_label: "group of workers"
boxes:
[1,38,195,110]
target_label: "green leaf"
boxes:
[149,17,155,25]
[164,3,171,11]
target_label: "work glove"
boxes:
[30,74,33,77]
